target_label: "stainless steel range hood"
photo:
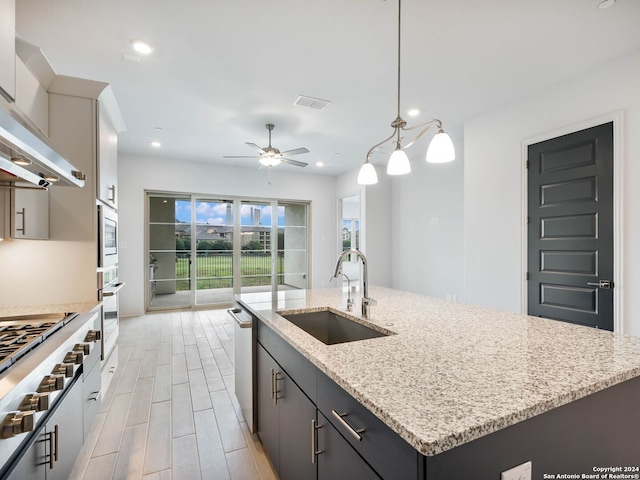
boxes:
[0,98,85,189]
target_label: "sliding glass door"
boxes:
[194,198,235,305]
[148,194,192,310]
[146,193,309,311]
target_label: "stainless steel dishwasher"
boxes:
[227,306,254,432]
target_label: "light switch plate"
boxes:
[501,461,532,480]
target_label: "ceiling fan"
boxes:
[224,123,309,168]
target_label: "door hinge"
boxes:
[525,272,529,281]
[526,160,530,169]
[526,216,530,225]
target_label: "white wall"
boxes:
[118,155,338,316]
[336,168,393,288]
[464,51,640,336]
[389,136,465,300]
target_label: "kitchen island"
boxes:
[237,286,640,479]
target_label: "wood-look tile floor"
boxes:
[69,309,278,480]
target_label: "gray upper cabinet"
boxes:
[48,77,125,212]
[96,104,118,209]
[6,183,49,240]
[0,0,15,101]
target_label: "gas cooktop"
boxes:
[0,314,70,375]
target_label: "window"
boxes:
[146,192,310,311]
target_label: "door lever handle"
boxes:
[587,280,613,289]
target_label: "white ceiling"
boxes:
[15,0,640,176]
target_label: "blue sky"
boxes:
[175,200,285,226]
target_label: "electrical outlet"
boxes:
[501,461,531,480]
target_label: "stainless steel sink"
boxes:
[278,309,391,345]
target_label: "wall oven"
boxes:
[97,267,122,362]
[98,203,118,269]
[97,203,123,362]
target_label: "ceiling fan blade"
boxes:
[282,158,308,167]
[245,142,267,154]
[223,155,259,158]
[280,147,309,156]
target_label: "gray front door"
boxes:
[527,122,614,330]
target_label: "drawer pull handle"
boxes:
[271,369,281,405]
[331,410,364,441]
[311,419,323,464]
[89,391,100,401]
[16,208,25,235]
[49,424,59,469]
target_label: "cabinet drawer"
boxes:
[100,345,118,396]
[257,320,316,402]
[82,359,102,440]
[317,371,419,480]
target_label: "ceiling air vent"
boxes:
[294,95,331,110]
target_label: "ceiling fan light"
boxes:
[426,131,455,163]
[11,157,31,166]
[387,147,411,175]
[357,162,378,185]
[259,156,281,167]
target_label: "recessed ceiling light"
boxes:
[316,161,324,167]
[151,141,161,148]
[407,108,420,117]
[131,39,154,55]
[42,174,59,182]
[598,0,615,8]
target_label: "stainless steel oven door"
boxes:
[100,281,124,361]
[97,203,118,268]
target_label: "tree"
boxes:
[211,239,233,251]
[176,237,187,250]
[242,240,264,251]
[197,240,215,251]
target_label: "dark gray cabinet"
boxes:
[255,319,416,480]
[256,343,316,480]
[256,343,281,473]
[316,411,380,480]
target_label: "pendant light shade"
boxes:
[357,161,378,185]
[426,131,455,164]
[387,147,411,175]
[356,0,455,185]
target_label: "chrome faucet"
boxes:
[330,249,376,318]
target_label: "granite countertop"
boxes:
[236,286,640,457]
[0,301,101,319]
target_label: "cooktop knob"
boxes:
[51,363,75,378]
[19,393,49,412]
[73,343,91,355]
[64,351,84,365]
[1,411,35,439]
[37,375,65,393]
[85,330,101,342]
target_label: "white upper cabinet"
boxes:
[0,0,16,101]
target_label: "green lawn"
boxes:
[174,254,284,290]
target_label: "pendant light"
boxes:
[358,0,455,185]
